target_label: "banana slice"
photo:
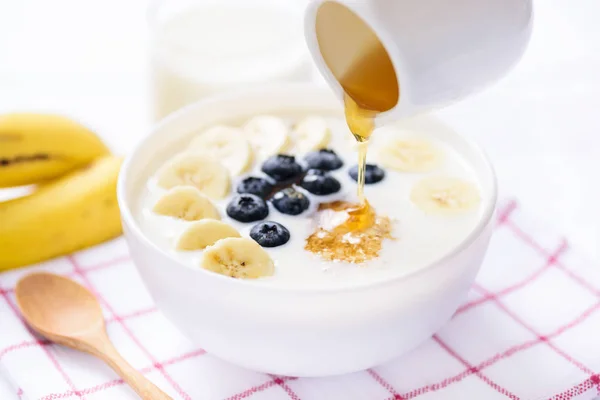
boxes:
[153,186,220,221]
[201,237,275,279]
[410,176,481,215]
[243,116,290,159]
[377,138,442,172]
[156,153,230,199]
[291,116,331,154]
[176,220,240,250]
[188,126,253,176]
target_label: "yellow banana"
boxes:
[0,155,123,270]
[0,113,110,188]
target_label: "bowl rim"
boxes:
[118,83,498,294]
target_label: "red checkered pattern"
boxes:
[1,199,599,400]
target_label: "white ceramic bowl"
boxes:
[117,84,497,377]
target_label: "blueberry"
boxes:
[250,221,290,247]
[300,169,341,195]
[304,149,343,171]
[261,155,303,182]
[271,188,310,215]
[226,194,269,222]
[348,164,385,184]
[236,177,273,199]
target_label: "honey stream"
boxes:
[304,84,394,263]
[306,3,399,262]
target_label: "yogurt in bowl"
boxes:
[118,84,496,377]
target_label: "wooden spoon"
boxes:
[15,272,172,400]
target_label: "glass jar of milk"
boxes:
[148,0,311,120]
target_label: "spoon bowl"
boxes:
[16,273,103,338]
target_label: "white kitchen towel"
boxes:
[0,199,599,400]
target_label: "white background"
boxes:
[0,0,599,397]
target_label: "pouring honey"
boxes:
[305,2,398,262]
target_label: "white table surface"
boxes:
[0,373,15,399]
[0,0,599,398]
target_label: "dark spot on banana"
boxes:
[0,153,52,167]
[0,133,23,143]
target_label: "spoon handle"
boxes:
[87,332,173,400]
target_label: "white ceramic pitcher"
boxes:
[304,0,533,123]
